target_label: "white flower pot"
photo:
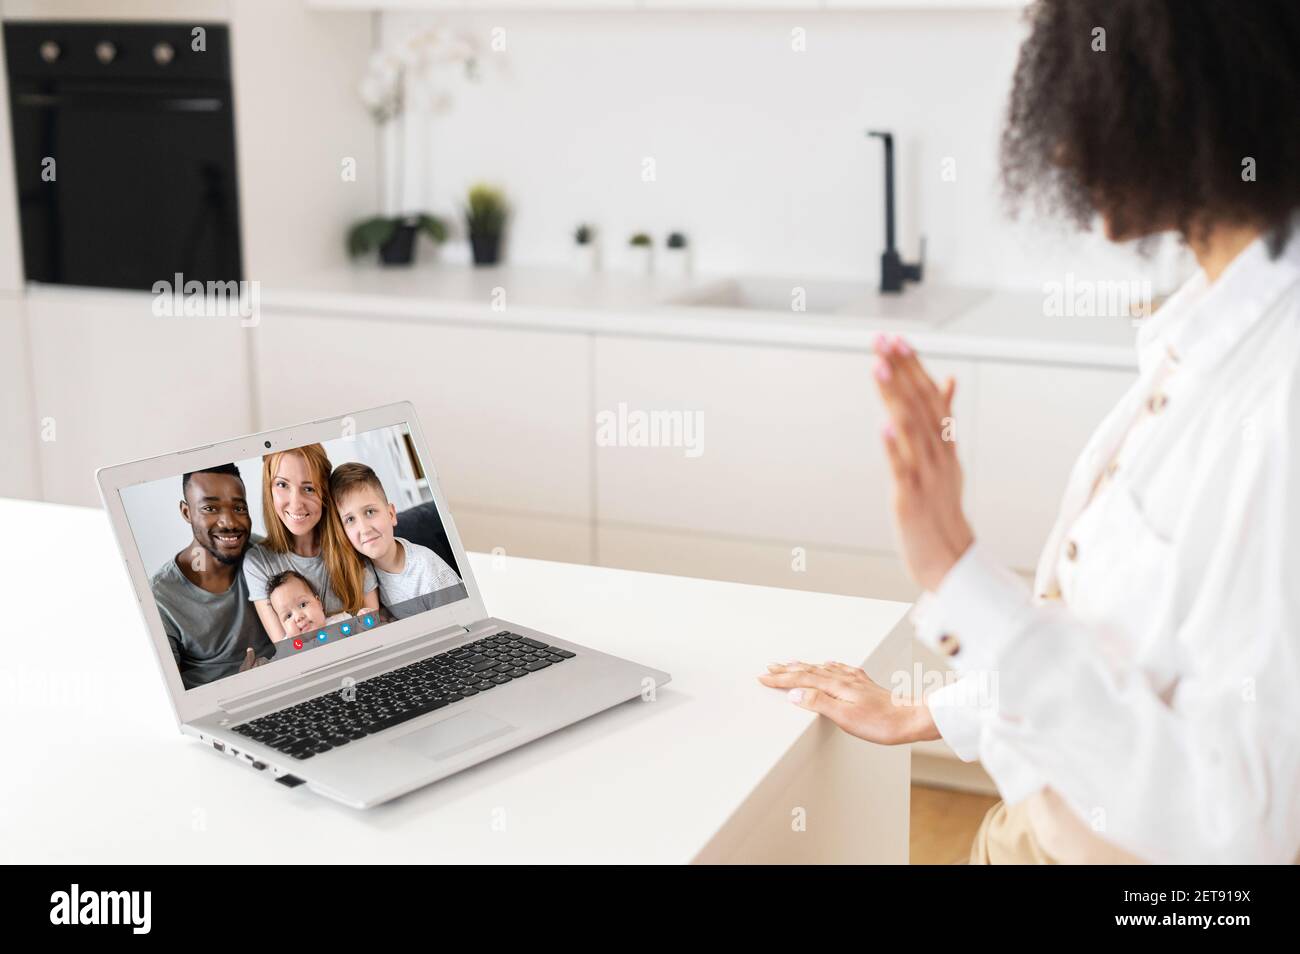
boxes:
[573,243,601,273]
[628,245,654,276]
[662,246,692,279]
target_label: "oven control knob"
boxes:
[39,40,60,63]
[95,41,117,65]
[152,41,175,66]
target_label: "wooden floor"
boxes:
[909,784,1000,865]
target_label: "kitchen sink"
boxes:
[665,277,986,326]
[669,277,873,314]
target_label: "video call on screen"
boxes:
[120,424,467,690]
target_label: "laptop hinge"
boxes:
[216,623,471,716]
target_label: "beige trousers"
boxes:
[969,789,1146,864]
[969,798,1058,865]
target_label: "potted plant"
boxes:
[628,232,654,276]
[465,184,508,267]
[573,223,600,273]
[663,230,691,279]
[348,214,448,266]
[348,26,483,266]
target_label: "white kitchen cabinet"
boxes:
[250,311,593,522]
[0,294,39,500]
[15,271,1137,590]
[25,290,255,507]
[593,334,974,555]
[598,521,919,601]
[455,504,593,565]
[969,360,1136,571]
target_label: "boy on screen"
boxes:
[330,463,461,619]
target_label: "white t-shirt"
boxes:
[375,537,461,617]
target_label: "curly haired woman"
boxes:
[761,0,1300,864]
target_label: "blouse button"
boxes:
[937,632,961,657]
[1065,540,1078,561]
[1147,392,1169,413]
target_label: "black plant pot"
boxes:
[470,231,502,267]
[379,222,418,266]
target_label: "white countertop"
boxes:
[21,263,1141,368]
[0,498,911,863]
[258,263,1140,369]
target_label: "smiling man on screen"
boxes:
[149,464,274,688]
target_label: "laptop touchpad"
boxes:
[390,711,516,761]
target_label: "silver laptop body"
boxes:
[98,402,670,809]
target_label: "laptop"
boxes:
[97,402,670,808]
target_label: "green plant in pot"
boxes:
[348,214,448,266]
[465,184,508,267]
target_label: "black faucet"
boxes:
[868,130,925,294]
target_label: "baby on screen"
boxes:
[265,569,352,639]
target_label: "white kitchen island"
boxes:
[0,499,911,864]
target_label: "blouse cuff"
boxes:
[909,541,1034,673]
[925,675,988,762]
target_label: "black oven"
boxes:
[4,21,242,291]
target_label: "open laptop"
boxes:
[97,402,670,808]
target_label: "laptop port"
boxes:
[251,761,266,771]
[213,741,225,752]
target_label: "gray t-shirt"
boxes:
[376,537,462,619]
[151,558,275,690]
[242,542,377,617]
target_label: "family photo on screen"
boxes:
[119,425,466,689]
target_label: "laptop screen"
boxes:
[118,422,467,690]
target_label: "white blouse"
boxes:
[913,231,1300,864]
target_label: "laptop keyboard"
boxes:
[229,631,576,761]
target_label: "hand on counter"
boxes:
[758,661,940,745]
